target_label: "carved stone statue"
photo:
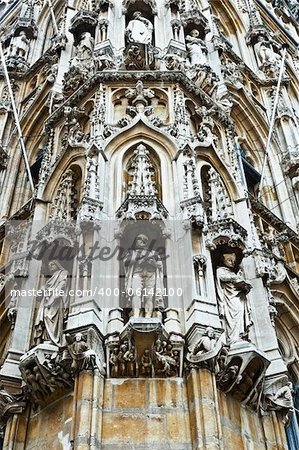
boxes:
[140,349,152,376]
[70,32,95,73]
[125,12,153,45]
[273,382,293,408]
[77,32,94,59]
[109,348,119,377]
[34,260,69,346]
[192,327,217,355]
[216,252,252,344]
[0,384,16,410]
[123,234,164,318]
[10,31,29,59]
[66,333,97,373]
[186,29,207,66]
[254,36,280,67]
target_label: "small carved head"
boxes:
[48,260,65,273]
[206,327,215,338]
[135,234,149,249]
[222,252,237,269]
[75,333,83,342]
[190,29,200,38]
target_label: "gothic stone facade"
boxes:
[0,0,299,449]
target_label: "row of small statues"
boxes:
[7,13,281,77]
[30,237,253,351]
[109,338,180,378]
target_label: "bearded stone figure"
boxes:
[34,260,69,346]
[216,252,252,344]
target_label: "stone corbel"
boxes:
[19,343,73,408]
[107,317,184,378]
[65,328,106,376]
[216,341,270,409]
[262,374,294,423]
[186,328,225,372]
[180,196,205,227]
[0,385,26,435]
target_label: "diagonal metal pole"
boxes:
[257,44,288,198]
[0,41,35,194]
[47,0,59,35]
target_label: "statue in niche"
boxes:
[34,260,69,347]
[123,233,164,318]
[66,333,97,373]
[10,31,29,59]
[70,32,95,73]
[254,36,280,67]
[76,32,94,60]
[125,11,153,45]
[186,29,207,66]
[216,252,252,345]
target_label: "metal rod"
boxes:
[47,0,59,36]
[257,44,288,198]
[0,41,35,194]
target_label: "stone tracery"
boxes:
[0,0,298,448]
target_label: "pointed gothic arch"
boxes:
[104,122,177,216]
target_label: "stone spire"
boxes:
[127,144,157,196]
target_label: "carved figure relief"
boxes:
[254,36,281,67]
[65,332,102,373]
[125,12,153,45]
[34,260,69,346]
[192,327,217,355]
[122,233,164,318]
[108,336,180,378]
[10,31,29,59]
[216,252,253,344]
[186,29,207,66]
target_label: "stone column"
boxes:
[71,370,104,450]
[186,368,222,449]
[262,411,288,450]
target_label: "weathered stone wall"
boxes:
[4,394,73,450]
[102,378,191,450]
[2,370,288,450]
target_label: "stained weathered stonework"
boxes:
[0,0,299,449]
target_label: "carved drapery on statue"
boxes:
[122,233,165,318]
[216,252,253,345]
[125,12,153,45]
[124,12,154,69]
[34,261,69,347]
[186,29,207,66]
